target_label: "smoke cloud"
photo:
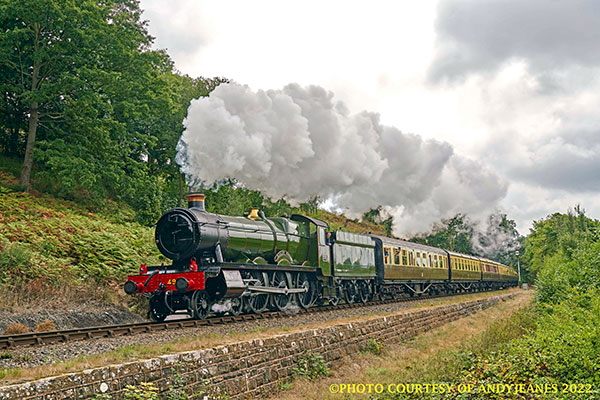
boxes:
[177,82,508,236]
[471,213,521,258]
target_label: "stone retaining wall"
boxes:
[0,292,519,400]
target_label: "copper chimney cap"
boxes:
[185,193,206,211]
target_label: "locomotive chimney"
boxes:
[185,192,206,211]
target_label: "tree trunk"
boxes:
[19,23,40,191]
[178,173,184,207]
[19,102,38,190]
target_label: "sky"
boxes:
[140,0,600,235]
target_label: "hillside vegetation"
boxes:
[0,170,161,310]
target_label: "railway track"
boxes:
[0,290,503,350]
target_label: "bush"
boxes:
[365,337,385,355]
[3,323,30,335]
[123,382,159,400]
[34,320,56,332]
[292,352,329,380]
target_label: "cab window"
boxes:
[309,223,317,237]
[318,228,326,246]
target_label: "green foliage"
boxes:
[292,352,329,380]
[0,368,21,380]
[410,214,474,254]
[381,207,600,400]
[365,337,385,355]
[0,0,228,223]
[92,395,112,400]
[523,205,599,273]
[278,381,292,391]
[362,207,393,236]
[123,382,159,400]
[0,188,160,303]
[525,207,600,303]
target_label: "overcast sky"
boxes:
[140,0,600,235]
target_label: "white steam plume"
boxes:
[176,82,508,237]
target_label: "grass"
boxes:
[0,368,21,380]
[0,289,523,386]
[269,291,533,400]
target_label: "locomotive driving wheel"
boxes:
[191,290,211,319]
[295,272,316,309]
[271,271,292,311]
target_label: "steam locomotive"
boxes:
[124,193,518,321]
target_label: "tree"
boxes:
[1,0,150,189]
[523,205,600,272]
[410,213,474,254]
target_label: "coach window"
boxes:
[384,247,391,264]
[393,248,400,265]
[402,250,408,265]
[416,252,421,266]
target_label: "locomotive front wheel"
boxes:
[148,294,169,322]
[192,290,210,319]
[230,297,243,316]
[245,271,269,313]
